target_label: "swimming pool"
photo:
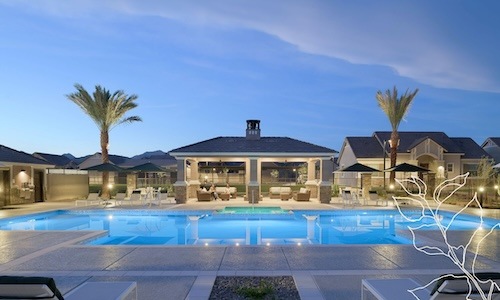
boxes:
[0,209,497,246]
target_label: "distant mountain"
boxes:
[131,150,168,160]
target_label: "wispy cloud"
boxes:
[2,0,499,93]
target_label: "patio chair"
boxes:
[197,190,212,201]
[293,188,311,201]
[0,276,64,300]
[369,190,387,206]
[114,192,126,206]
[75,192,101,206]
[150,187,162,206]
[429,272,500,299]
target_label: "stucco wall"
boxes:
[46,173,89,201]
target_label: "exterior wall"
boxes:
[443,154,462,178]
[46,172,89,201]
[10,165,35,204]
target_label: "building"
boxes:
[337,131,490,188]
[169,120,337,203]
[482,137,500,164]
[0,145,55,206]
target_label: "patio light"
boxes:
[478,186,485,193]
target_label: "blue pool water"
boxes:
[0,209,497,246]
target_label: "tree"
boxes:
[376,86,419,185]
[67,84,141,199]
[476,156,495,206]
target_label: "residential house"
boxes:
[337,132,490,189]
[482,137,500,164]
[0,145,54,206]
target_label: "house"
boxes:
[337,131,490,188]
[482,137,500,164]
[33,152,78,169]
[169,120,337,203]
[0,145,55,206]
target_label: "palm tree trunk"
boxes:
[389,131,399,185]
[101,130,110,200]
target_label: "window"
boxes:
[447,163,454,173]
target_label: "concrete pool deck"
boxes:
[0,198,498,299]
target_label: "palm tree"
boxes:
[67,84,142,199]
[376,86,419,185]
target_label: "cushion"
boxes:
[299,188,307,194]
[281,187,291,193]
[269,187,281,194]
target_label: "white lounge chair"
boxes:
[114,193,127,206]
[150,187,162,207]
[75,192,101,206]
[369,190,387,206]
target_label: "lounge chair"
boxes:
[429,272,500,299]
[114,192,127,206]
[127,191,142,205]
[75,192,101,206]
[369,190,387,206]
[0,276,64,300]
[150,187,162,206]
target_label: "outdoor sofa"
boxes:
[268,186,292,199]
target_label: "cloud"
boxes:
[3,0,499,92]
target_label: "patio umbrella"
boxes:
[339,163,380,173]
[384,162,430,173]
[126,162,166,172]
[339,163,380,189]
[82,162,124,172]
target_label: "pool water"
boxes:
[216,206,289,214]
[0,209,497,246]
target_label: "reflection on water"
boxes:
[1,209,495,246]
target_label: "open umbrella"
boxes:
[384,162,430,173]
[339,163,380,189]
[339,163,380,173]
[126,162,166,172]
[82,162,124,172]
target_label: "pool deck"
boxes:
[0,197,498,299]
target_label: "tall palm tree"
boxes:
[376,86,419,185]
[67,84,142,199]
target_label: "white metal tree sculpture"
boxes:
[393,173,500,300]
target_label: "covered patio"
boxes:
[169,120,337,204]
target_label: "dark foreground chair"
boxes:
[0,276,64,300]
[430,272,500,299]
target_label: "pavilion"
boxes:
[169,120,337,203]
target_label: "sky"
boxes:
[0,0,499,158]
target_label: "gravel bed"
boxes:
[209,276,300,300]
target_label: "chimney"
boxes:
[246,120,261,140]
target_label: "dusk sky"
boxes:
[1,1,499,158]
